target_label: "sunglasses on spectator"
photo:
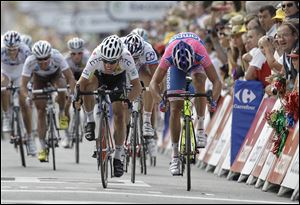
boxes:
[71,52,83,56]
[36,56,50,62]
[282,3,294,9]
[217,32,228,37]
[102,59,118,65]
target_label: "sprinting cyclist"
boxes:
[149,32,221,175]
[21,34,33,50]
[122,32,159,157]
[20,40,76,162]
[74,35,142,177]
[1,30,37,156]
[62,37,90,148]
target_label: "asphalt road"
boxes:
[1,133,297,204]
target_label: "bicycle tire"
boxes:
[74,110,80,164]
[185,117,191,191]
[131,112,138,183]
[98,111,109,188]
[15,109,26,167]
[49,112,56,170]
[138,112,147,175]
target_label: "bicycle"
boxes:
[1,82,28,167]
[31,83,68,170]
[124,82,148,183]
[75,84,126,188]
[162,77,212,191]
[69,105,84,164]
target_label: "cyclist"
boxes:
[1,30,37,156]
[20,40,76,162]
[131,27,149,42]
[149,32,222,175]
[122,32,159,157]
[62,37,90,148]
[21,34,33,50]
[74,35,142,177]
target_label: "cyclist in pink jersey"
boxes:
[149,32,221,175]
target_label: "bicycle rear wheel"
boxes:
[185,118,191,191]
[14,109,26,167]
[97,112,109,188]
[131,112,138,183]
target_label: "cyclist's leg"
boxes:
[51,71,68,129]
[191,69,207,148]
[32,75,48,161]
[167,66,186,175]
[1,73,11,132]
[139,67,155,137]
[18,76,36,155]
[82,74,98,141]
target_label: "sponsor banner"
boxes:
[203,97,233,164]
[231,97,276,173]
[241,100,282,176]
[231,80,264,165]
[281,146,299,189]
[266,122,299,185]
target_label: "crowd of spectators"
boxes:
[131,1,299,97]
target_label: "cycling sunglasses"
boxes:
[71,52,83,56]
[102,59,118,65]
[36,56,50,62]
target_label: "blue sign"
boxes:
[231,80,264,165]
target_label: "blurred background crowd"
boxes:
[1,1,299,95]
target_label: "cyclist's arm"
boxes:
[62,68,76,94]
[128,78,142,102]
[205,64,222,102]
[149,66,168,103]
[20,75,31,99]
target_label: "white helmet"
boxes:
[21,34,32,48]
[67,37,84,52]
[131,28,148,41]
[32,40,52,59]
[124,33,145,58]
[99,35,122,61]
[3,30,21,48]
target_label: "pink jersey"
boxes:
[159,32,212,70]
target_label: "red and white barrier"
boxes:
[198,95,231,163]
[262,121,299,192]
[201,95,233,171]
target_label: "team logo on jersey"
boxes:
[146,51,155,61]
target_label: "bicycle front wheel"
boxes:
[49,113,56,170]
[97,112,109,188]
[15,109,26,167]
[185,118,191,191]
[131,112,138,183]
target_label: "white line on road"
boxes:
[1,200,136,204]
[1,189,296,204]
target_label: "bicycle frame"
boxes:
[165,90,211,191]
[32,84,67,170]
[1,83,27,167]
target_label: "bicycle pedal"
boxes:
[172,173,183,176]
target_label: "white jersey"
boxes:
[64,49,90,73]
[22,49,69,77]
[1,43,31,81]
[81,46,139,81]
[121,37,158,71]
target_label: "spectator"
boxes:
[287,46,299,91]
[281,1,300,20]
[258,5,277,37]
[272,8,286,29]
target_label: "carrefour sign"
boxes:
[106,1,176,21]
